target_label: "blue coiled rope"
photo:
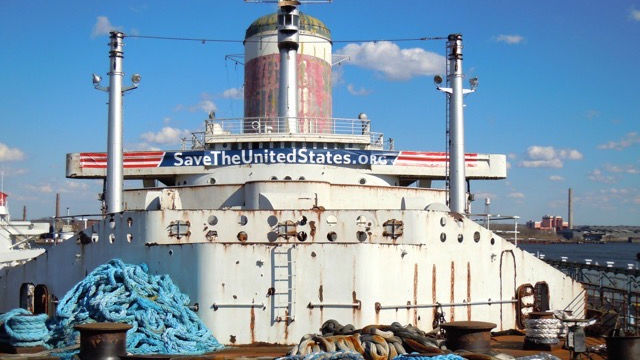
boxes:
[277,350,365,360]
[45,258,223,355]
[0,308,50,348]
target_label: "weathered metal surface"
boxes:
[606,335,640,360]
[75,322,132,360]
[0,205,585,345]
[441,320,496,352]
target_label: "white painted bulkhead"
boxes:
[0,191,583,345]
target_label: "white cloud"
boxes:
[346,84,372,96]
[588,168,616,184]
[507,153,518,160]
[597,132,640,150]
[508,192,525,199]
[494,34,524,45]
[332,66,345,87]
[222,87,243,100]
[64,181,89,191]
[518,145,583,168]
[549,175,565,181]
[24,184,53,193]
[163,117,172,124]
[196,100,216,113]
[603,163,640,174]
[125,142,162,152]
[91,16,122,38]
[176,93,218,114]
[337,41,445,81]
[631,8,640,21]
[140,127,191,145]
[0,143,26,162]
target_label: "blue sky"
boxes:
[0,1,638,225]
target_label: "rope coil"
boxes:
[0,309,50,348]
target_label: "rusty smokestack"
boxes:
[22,205,26,221]
[55,193,60,218]
[568,188,573,229]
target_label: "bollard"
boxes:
[440,321,496,352]
[74,322,132,360]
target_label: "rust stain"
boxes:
[318,285,323,301]
[250,305,255,343]
[284,310,289,342]
[467,262,471,321]
[432,264,437,324]
[413,263,418,326]
[309,220,316,239]
[450,261,455,322]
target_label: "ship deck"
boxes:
[0,335,607,359]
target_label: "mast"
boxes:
[277,0,300,133]
[93,31,139,214]
[437,34,476,214]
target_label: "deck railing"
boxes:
[182,117,386,149]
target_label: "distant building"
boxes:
[527,215,568,232]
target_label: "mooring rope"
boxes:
[47,259,224,355]
[287,320,444,360]
[0,308,50,348]
[0,259,224,358]
[524,318,562,345]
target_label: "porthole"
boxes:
[209,178,216,185]
[127,218,133,228]
[109,219,116,229]
[91,233,99,243]
[271,176,278,180]
[267,215,278,227]
[284,176,292,180]
[169,249,174,256]
[297,231,307,242]
[456,220,463,229]
[208,215,218,226]
[440,233,446,242]
[237,231,248,242]
[126,234,133,243]
[327,232,338,242]
[356,215,368,226]
[458,234,463,243]
[490,238,495,245]
[356,231,368,242]
[109,234,115,244]
[440,217,447,227]
[326,215,337,226]
[239,215,248,226]
[474,231,480,243]
[299,176,306,180]
[359,178,366,185]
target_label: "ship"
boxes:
[0,0,583,346]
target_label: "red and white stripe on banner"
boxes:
[79,152,164,168]
[394,151,478,167]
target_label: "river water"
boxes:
[519,242,640,269]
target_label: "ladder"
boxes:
[270,246,295,324]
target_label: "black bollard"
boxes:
[74,322,132,360]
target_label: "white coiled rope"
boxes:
[524,318,562,345]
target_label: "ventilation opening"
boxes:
[34,284,49,315]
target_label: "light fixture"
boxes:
[131,73,141,84]
[469,77,479,90]
[92,74,102,85]
[433,75,443,85]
